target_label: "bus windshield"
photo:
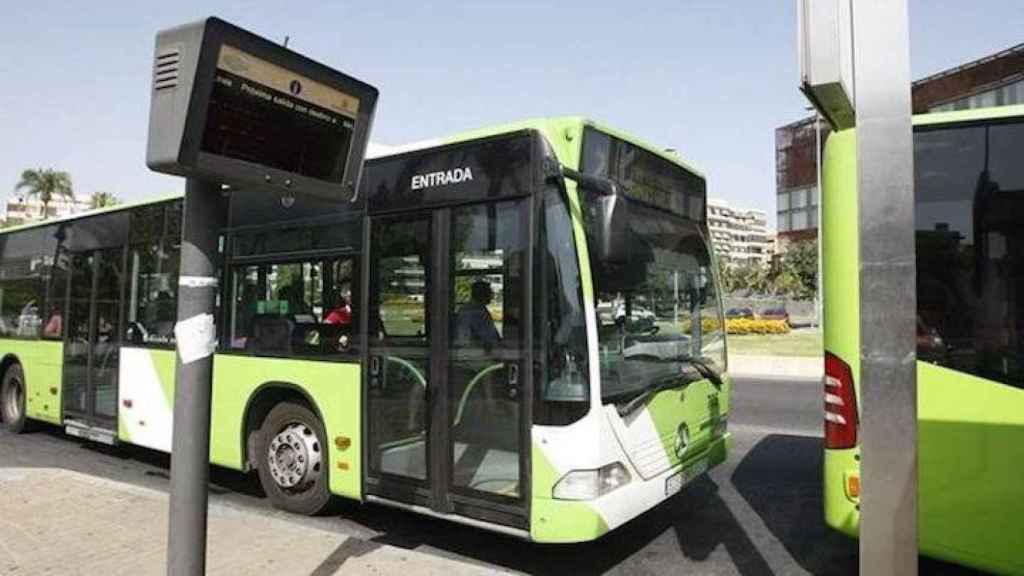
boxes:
[584,199,725,401]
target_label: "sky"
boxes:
[1,1,1021,227]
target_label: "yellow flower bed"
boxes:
[725,318,790,335]
[679,317,724,332]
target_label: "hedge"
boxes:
[725,318,790,335]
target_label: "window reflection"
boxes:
[448,200,526,497]
[451,201,525,349]
[125,201,181,346]
[534,187,590,425]
[371,218,430,341]
[583,198,725,402]
[915,121,1024,388]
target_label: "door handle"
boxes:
[507,364,520,400]
[368,356,382,391]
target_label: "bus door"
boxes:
[366,200,531,529]
[63,247,123,434]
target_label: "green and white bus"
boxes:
[822,105,1024,573]
[0,117,730,543]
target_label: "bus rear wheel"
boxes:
[1,364,27,434]
[255,401,332,516]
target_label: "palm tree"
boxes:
[89,191,120,209]
[15,168,73,219]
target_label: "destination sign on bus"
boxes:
[364,131,536,213]
[147,17,378,200]
[580,127,706,222]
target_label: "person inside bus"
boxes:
[324,290,352,326]
[454,280,500,349]
[43,304,62,339]
[279,282,310,316]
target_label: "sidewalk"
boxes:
[728,354,823,380]
[0,468,506,576]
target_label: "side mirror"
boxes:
[593,194,630,265]
[556,167,631,265]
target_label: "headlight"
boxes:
[552,462,632,500]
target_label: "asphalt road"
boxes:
[0,376,986,575]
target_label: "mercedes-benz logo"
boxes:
[674,424,691,460]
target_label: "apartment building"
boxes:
[4,194,92,225]
[707,198,775,267]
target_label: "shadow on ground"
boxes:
[339,474,774,576]
[733,433,857,575]
[4,424,988,575]
[732,433,990,576]
[22,424,265,498]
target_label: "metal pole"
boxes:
[815,113,823,328]
[167,178,222,576]
[852,1,917,574]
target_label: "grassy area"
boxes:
[727,328,822,357]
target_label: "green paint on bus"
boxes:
[822,107,1024,575]
[210,355,363,500]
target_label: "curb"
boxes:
[728,354,823,380]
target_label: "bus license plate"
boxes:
[665,458,708,496]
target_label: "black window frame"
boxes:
[913,116,1024,390]
[220,252,362,362]
[124,200,184,350]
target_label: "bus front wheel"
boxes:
[1,364,27,434]
[255,401,332,516]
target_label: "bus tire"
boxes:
[255,401,332,516]
[1,363,28,434]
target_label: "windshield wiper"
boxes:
[615,355,723,417]
[616,375,687,417]
[679,355,724,388]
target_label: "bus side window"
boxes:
[914,121,1024,389]
[126,203,181,347]
[228,258,359,359]
[125,243,181,346]
[0,274,43,339]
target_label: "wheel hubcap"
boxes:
[267,422,322,491]
[2,378,22,423]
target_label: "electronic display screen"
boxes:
[580,127,706,222]
[200,44,360,183]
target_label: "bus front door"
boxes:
[366,201,530,530]
[62,248,123,437]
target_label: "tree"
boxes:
[89,191,120,209]
[15,168,73,219]
[779,239,818,300]
[719,239,818,300]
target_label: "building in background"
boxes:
[776,42,1024,248]
[707,198,775,267]
[3,194,91,226]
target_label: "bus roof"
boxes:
[0,191,183,237]
[914,103,1024,127]
[369,116,706,179]
[0,117,704,237]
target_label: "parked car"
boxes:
[760,307,790,323]
[725,307,755,319]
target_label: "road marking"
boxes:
[730,422,822,438]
